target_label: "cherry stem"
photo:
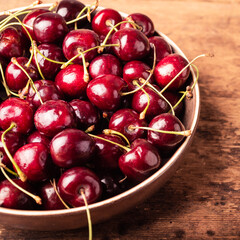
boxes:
[78,50,89,83]
[102,129,130,147]
[48,1,58,11]
[106,20,118,32]
[0,165,41,204]
[88,133,130,152]
[0,152,18,177]
[32,41,45,79]
[85,125,95,133]
[0,22,32,33]
[50,179,70,209]
[80,189,93,240]
[0,63,11,97]
[128,125,192,137]
[1,123,27,182]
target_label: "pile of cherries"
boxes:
[0,0,195,211]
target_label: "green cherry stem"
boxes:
[102,129,130,147]
[0,152,18,177]
[48,1,58,11]
[106,20,118,32]
[78,50,90,83]
[1,123,27,182]
[32,41,45,79]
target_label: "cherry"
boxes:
[109,108,146,142]
[89,54,122,79]
[34,99,76,137]
[111,28,150,61]
[154,53,190,90]
[86,74,125,112]
[119,138,161,182]
[22,9,50,40]
[50,128,95,168]
[0,27,26,59]
[92,8,122,37]
[57,167,102,207]
[14,142,52,182]
[5,57,39,91]
[27,130,51,147]
[26,80,63,110]
[123,60,155,90]
[62,29,99,64]
[55,64,89,99]
[0,179,35,209]
[120,13,154,37]
[33,12,69,44]
[32,43,65,80]
[69,99,100,130]
[40,182,65,210]
[0,98,34,134]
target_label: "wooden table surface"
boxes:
[0,0,240,239]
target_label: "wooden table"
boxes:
[0,0,240,239]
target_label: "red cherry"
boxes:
[27,131,51,147]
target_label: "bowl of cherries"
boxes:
[0,0,201,231]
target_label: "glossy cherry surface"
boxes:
[27,130,51,147]
[57,167,102,207]
[50,128,95,168]
[154,53,190,90]
[34,100,76,137]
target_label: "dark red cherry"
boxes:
[27,130,51,147]
[0,98,34,134]
[55,64,88,99]
[92,8,122,36]
[40,182,65,210]
[89,54,122,79]
[111,28,150,61]
[0,179,34,209]
[0,27,25,59]
[33,12,69,44]
[120,13,154,37]
[69,99,100,130]
[14,142,52,182]
[63,29,99,64]
[154,54,190,90]
[22,9,50,40]
[34,100,76,137]
[32,43,65,80]
[50,128,95,168]
[5,57,39,91]
[26,80,63,110]
[93,134,125,170]
[0,131,25,166]
[57,167,102,207]
[147,113,186,148]
[119,138,161,182]
[87,74,125,111]
[148,36,172,64]
[123,60,154,90]
[109,108,146,142]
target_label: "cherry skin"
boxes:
[147,113,186,149]
[154,53,190,90]
[0,179,35,209]
[0,98,34,134]
[120,13,154,37]
[50,128,95,168]
[33,12,69,44]
[86,74,125,112]
[27,130,51,147]
[5,57,39,91]
[92,8,122,37]
[89,54,122,79]
[93,134,125,170]
[40,182,65,210]
[109,108,146,142]
[0,131,25,166]
[119,138,161,182]
[14,142,52,182]
[34,99,76,137]
[22,9,50,40]
[111,28,150,61]
[32,43,65,80]
[26,80,63,110]
[57,167,102,207]
[123,60,155,90]
[55,64,88,99]
[63,29,99,64]
[69,99,100,130]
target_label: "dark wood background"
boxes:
[0,0,239,239]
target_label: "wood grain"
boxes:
[0,0,240,239]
